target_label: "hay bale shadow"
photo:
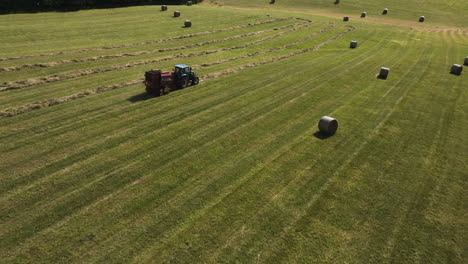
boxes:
[313,131,334,140]
[127,92,154,103]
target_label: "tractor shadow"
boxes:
[313,131,334,140]
[127,92,155,103]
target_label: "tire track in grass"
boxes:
[382,31,463,263]
[0,22,330,117]
[0,20,305,73]
[0,20,313,94]
[254,33,435,264]
[0,18,291,62]
[0,30,372,254]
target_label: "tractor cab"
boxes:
[174,64,191,75]
[172,64,199,88]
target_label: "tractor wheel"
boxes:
[192,77,199,85]
[180,77,189,88]
[163,86,171,95]
[153,88,163,97]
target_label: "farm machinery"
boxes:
[143,64,199,96]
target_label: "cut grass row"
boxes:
[0,21,339,112]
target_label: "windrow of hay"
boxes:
[0,18,291,62]
[195,23,337,68]
[0,20,307,73]
[0,21,313,92]
[202,26,355,80]
[0,80,141,117]
[0,23,345,117]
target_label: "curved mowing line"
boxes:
[195,23,336,68]
[0,22,335,117]
[202,25,355,80]
[0,18,291,62]
[0,21,313,93]
[0,20,306,73]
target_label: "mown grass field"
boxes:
[0,2,467,263]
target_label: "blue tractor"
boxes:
[173,64,199,89]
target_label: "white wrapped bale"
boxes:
[378,67,390,79]
[450,64,463,75]
[318,116,339,135]
[350,41,358,49]
[419,16,425,22]
[174,11,181,17]
[361,12,367,18]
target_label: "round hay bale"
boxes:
[378,67,390,79]
[161,5,167,11]
[350,41,358,49]
[318,116,338,135]
[343,16,349,21]
[464,57,468,66]
[450,64,463,75]
[419,16,425,22]
[187,1,193,6]
[382,8,388,15]
[184,20,192,28]
[174,11,181,17]
[361,12,367,18]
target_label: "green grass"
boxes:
[0,2,467,264]
[205,0,468,27]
